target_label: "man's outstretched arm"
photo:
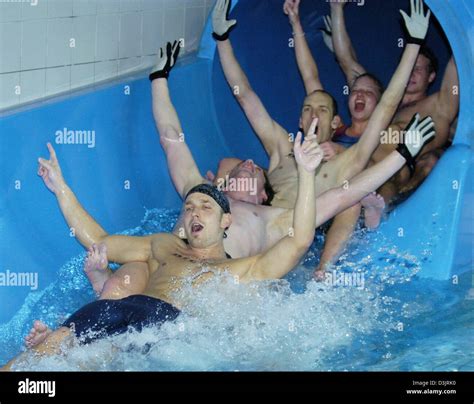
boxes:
[349,0,431,169]
[150,42,204,198]
[429,57,459,150]
[242,120,322,281]
[213,0,291,166]
[311,114,436,278]
[329,2,367,87]
[38,143,152,264]
[284,0,323,94]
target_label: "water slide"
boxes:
[0,0,472,330]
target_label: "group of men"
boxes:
[3,0,458,370]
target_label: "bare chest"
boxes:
[225,203,267,258]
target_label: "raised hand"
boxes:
[212,0,237,41]
[320,15,334,53]
[400,0,431,44]
[294,118,323,173]
[37,143,66,194]
[149,40,181,81]
[283,0,301,26]
[396,113,435,175]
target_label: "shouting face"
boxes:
[349,75,381,122]
[183,193,231,248]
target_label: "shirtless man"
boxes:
[79,21,434,299]
[1,127,325,370]
[212,0,431,278]
[325,1,459,207]
[3,110,436,370]
[284,0,385,233]
[284,0,384,158]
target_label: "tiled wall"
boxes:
[0,0,215,111]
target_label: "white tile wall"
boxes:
[71,63,95,87]
[96,14,120,60]
[21,20,47,70]
[0,3,21,23]
[73,0,98,16]
[185,7,205,53]
[119,12,142,58]
[97,0,119,15]
[0,0,212,111]
[163,7,185,45]
[0,23,22,73]
[20,69,46,103]
[0,73,20,109]
[72,15,97,64]
[22,1,48,21]
[94,60,118,83]
[46,18,73,67]
[45,66,71,96]
[142,10,163,55]
[47,0,73,18]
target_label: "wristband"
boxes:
[149,70,168,82]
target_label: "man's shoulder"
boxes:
[396,94,437,121]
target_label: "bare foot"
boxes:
[84,243,110,296]
[313,269,326,283]
[361,192,385,230]
[25,320,52,348]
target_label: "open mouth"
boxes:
[191,222,204,235]
[354,100,366,113]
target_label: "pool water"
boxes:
[2,208,472,371]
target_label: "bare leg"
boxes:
[99,262,149,300]
[85,242,149,300]
[361,192,386,230]
[2,326,72,371]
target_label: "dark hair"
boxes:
[352,73,385,99]
[262,170,275,206]
[185,183,231,214]
[306,90,339,116]
[419,45,439,75]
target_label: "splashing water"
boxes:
[2,209,472,371]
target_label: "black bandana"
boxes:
[185,184,231,214]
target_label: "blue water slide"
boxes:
[0,0,472,325]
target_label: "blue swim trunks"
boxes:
[62,294,180,344]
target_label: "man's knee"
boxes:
[100,268,147,300]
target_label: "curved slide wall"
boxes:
[0,0,472,324]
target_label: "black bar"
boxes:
[0,371,472,402]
